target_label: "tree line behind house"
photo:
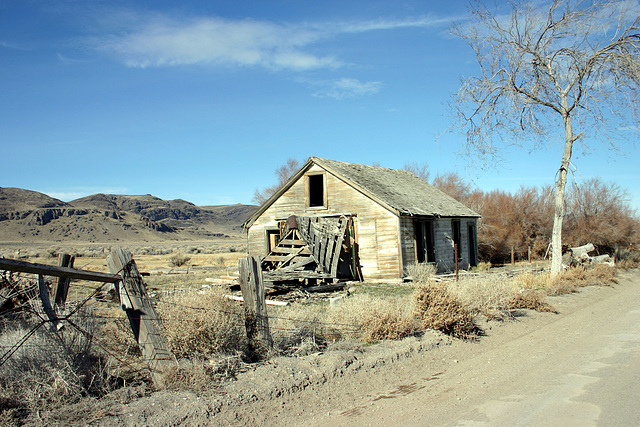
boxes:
[255,159,639,266]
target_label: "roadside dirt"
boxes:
[26,270,640,426]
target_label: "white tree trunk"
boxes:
[551,109,576,276]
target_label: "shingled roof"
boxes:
[312,157,480,218]
[244,157,480,228]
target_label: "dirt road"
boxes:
[266,270,640,426]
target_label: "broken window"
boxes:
[306,173,326,208]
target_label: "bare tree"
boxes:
[451,0,640,275]
[252,158,301,205]
[403,162,431,182]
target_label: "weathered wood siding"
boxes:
[399,217,478,273]
[433,218,477,272]
[248,165,401,279]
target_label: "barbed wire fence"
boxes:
[0,267,364,392]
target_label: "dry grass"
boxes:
[162,356,243,391]
[615,248,640,269]
[472,261,492,272]
[413,281,477,339]
[324,293,417,343]
[508,290,557,313]
[155,288,246,358]
[405,262,437,283]
[447,274,517,319]
[0,309,116,420]
[548,264,617,295]
[514,270,554,290]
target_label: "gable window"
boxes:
[306,173,327,208]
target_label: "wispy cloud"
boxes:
[95,16,339,70]
[92,13,449,71]
[310,78,382,99]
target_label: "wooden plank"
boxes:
[270,246,306,254]
[0,258,120,283]
[106,248,176,386]
[329,217,349,277]
[223,294,288,306]
[263,270,331,281]
[38,275,63,331]
[304,283,346,293]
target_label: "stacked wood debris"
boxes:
[563,243,615,267]
[261,215,350,286]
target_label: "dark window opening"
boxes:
[452,220,461,262]
[467,223,477,267]
[415,220,435,263]
[308,174,325,207]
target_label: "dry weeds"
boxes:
[448,274,516,319]
[508,290,557,313]
[155,288,246,358]
[413,281,477,340]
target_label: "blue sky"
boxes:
[1,0,638,210]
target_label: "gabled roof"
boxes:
[244,157,480,228]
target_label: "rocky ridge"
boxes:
[0,187,257,243]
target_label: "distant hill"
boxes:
[0,187,257,243]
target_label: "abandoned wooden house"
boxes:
[243,157,480,283]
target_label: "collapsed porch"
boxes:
[261,214,361,287]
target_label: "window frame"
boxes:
[305,172,328,209]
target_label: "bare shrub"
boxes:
[472,261,492,272]
[616,248,640,269]
[548,264,617,295]
[359,308,418,342]
[325,294,416,343]
[270,303,327,353]
[156,289,245,358]
[162,356,242,391]
[448,274,516,319]
[514,270,555,291]
[583,264,617,286]
[169,253,191,267]
[412,281,477,339]
[405,262,437,283]
[509,290,557,313]
[0,308,114,417]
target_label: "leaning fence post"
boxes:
[239,256,272,358]
[52,253,74,307]
[106,248,176,387]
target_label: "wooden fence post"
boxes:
[52,253,74,307]
[106,248,176,386]
[239,256,272,358]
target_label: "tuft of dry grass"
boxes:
[0,309,116,419]
[325,293,417,343]
[472,261,492,272]
[412,281,477,339]
[162,356,242,391]
[269,302,328,354]
[404,262,437,283]
[155,288,246,358]
[514,270,554,290]
[448,274,516,319]
[169,253,191,267]
[548,264,617,295]
[508,289,557,313]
